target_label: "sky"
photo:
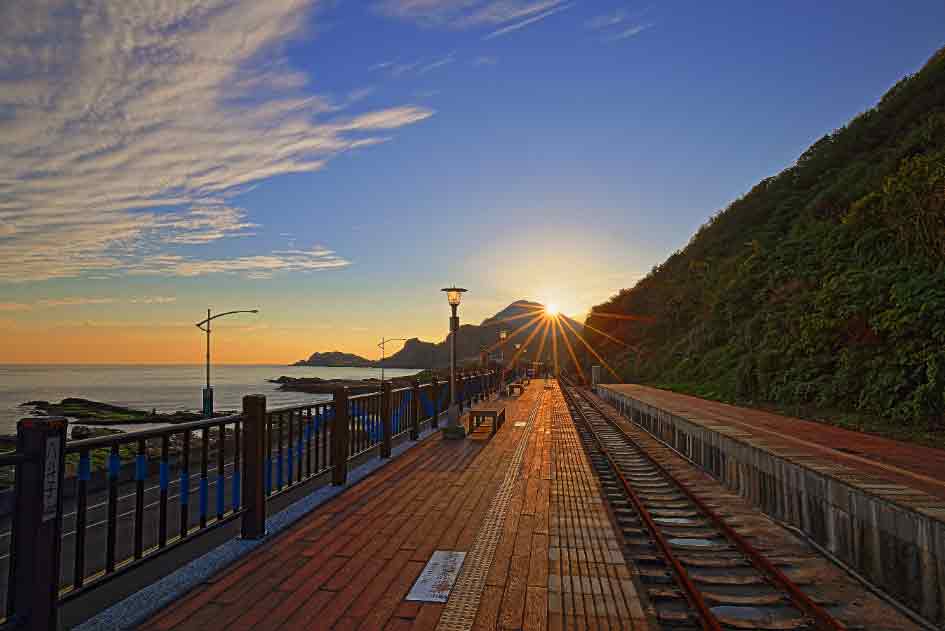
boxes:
[0,1,943,364]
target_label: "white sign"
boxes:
[42,436,61,522]
[405,551,466,603]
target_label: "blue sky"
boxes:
[0,1,943,362]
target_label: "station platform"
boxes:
[599,384,945,504]
[142,382,650,631]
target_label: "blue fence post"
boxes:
[10,416,66,631]
[241,395,267,540]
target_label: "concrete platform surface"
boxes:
[601,384,945,504]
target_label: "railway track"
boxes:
[559,380,849,631]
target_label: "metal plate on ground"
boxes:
[514,422,526,427]
[406,551,467,602]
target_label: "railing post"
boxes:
[430,378,439,428]
[241,395,267,540]
[331,388,350,486]
[411,380,421,440]
[10,416,66,631]
[381,382,392,458]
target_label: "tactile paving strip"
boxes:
[435,391,546,631]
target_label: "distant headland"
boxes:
[292,351,376,367]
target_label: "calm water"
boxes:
[0,364,422,436]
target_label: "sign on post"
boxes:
[42,435,61,522]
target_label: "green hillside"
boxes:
[586,47,945,446]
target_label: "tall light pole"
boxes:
[195,308,259,416]
[498,329,509,385]
[378,337,408,386]
[441,286,467,439]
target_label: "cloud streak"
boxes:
[585,7,653,42]
[2,296,178,311]
[0,0,433,282]
[484,2,573,39]
[374,0,570,35]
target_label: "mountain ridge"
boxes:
[293,300,586,370]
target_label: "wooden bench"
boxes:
[507,382,525,396]
[467,403,506,437]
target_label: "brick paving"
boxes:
[141,382,650,631]
[141,403,522,631]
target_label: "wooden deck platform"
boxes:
[141,382,650,631]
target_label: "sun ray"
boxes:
[482,311,545,353]
[505,315,549,369]
[587,311,656,323]
[582,321,641,352]
[557,318,586,383]
[533,318,552,370]
[486,306,548,326]
[559,315,622,381]
[550,316,560,376]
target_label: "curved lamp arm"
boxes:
[196,309,259,331]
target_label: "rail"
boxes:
[561,378,846,631]
[0,370,499,630]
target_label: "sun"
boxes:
[545,303,559,316]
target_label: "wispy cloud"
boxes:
[0,0,433,282]
[418,53,457,74]
[585,9,628,30]
[607,23,652,41]
[473,55,499,67]
[0,303,31,312]
[483,2,573,39]
[374,0,570,37]
[2,296,177,311]
[585,6,653,42]
[129,296,178,305]
[127,247,350,279]
[371,53,455,78]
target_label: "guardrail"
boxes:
[0,370,499,630]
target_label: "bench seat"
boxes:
[467,404,506,437]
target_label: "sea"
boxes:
[0,364,422,436]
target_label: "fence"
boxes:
[0,371,498,630]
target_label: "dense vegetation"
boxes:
[586,47,945,445]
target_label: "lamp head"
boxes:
[441,286,467,307]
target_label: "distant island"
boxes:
[293,351,376,367]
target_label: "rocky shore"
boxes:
[20,398,234,427]
[270,374,422,395]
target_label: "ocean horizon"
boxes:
[0,364,423,436]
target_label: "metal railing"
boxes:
[0,370,499,630]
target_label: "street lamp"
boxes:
[441,286,467,438]
[378,337,408,386]
[195,308,259,416]
[498,329,509,385]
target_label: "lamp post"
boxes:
[378,337,408,387]
[498,329,509,386]
[441,286,467,439]
[195,308,259,416]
